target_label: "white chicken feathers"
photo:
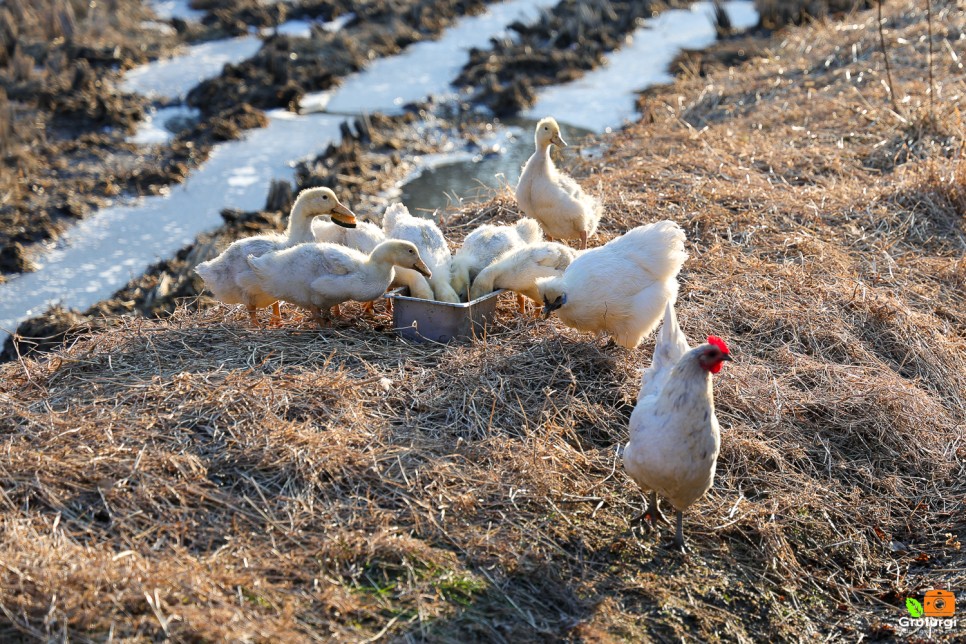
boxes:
[623,302,730,548]
[537,220,687,348]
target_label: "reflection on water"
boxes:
[399,119,594,216]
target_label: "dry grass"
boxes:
[1,0,965,641]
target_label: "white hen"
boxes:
[536,220,687,348]
[382,203,460,303]
[515,117,601,250]
[623,302,732,550]
[450,218,543,301]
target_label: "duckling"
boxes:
[312,218,385,254]
[195,187,357,326]
[312,218,387,316]
[450,218,543,301]
[469,241,577,314]
[515,117,601,250]
[382,203,460,303]
[245,240,431,328]
[537,220,687,348]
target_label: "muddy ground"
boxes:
[455,0,691,115]
[0,0,492,279]
[2,0,870,360]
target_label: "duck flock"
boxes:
[195,116,733,550]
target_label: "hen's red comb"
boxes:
[708,336,729,354]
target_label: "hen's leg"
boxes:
[647,491,671,528]
[309,306,328,328]
[672,510,688,552]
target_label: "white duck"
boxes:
[469,241,577,314]
[312,218,385,254]
[537,220,687,348]
[623,302,732,550]
[312,218,387,316]
[515,117,601,250]
[450,218,543,301]
[382,203,460,303]
[195,187,357,325]
[245,240,431,327]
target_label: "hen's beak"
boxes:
[543,295,564,318]
[413,259,432,278]
[330,203,358,229]
[721,354,733,361]
[551,133,567,147]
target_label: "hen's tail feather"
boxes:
[638,301,691,402]
[625,220,688,285]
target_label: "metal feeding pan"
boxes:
[384,287,504,343]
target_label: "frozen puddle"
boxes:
[314,0,558,114]
[525,1,759,132]
[0,112,348,336]
[128,104,200,145]
[272,13,355,38]
[121,36,263,101]
[149,0,205,22]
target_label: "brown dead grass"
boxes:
[0,0,964,641]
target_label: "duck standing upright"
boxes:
[623,302,732,551]
[515,117,601,250]
[195,187,357,326]
[537,220,687,348]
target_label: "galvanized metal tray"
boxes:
[384,287,504,343]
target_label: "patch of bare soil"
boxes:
[187,0,489,115]
[0,0,176,272]
[0,0,494,279]
[455,0,688,115]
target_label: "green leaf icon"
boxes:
[906,598,924,618]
